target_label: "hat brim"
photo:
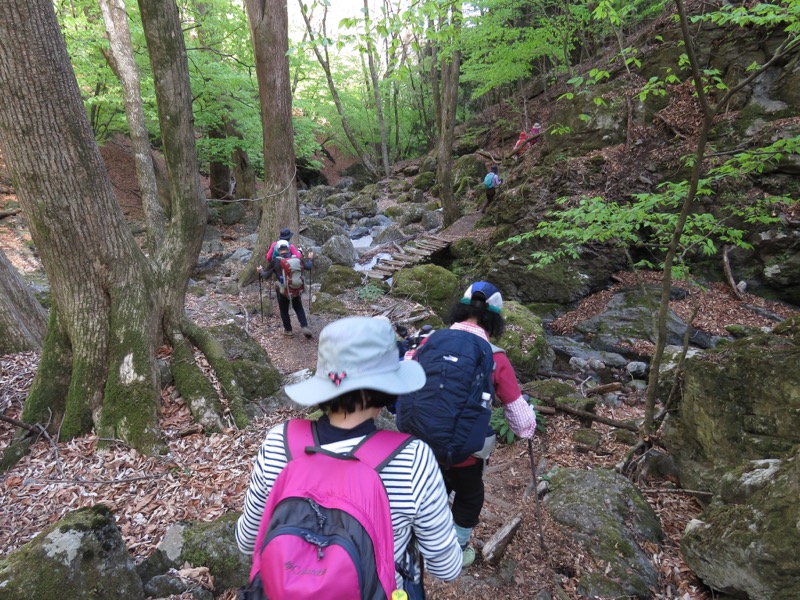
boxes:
[285,360,426,407]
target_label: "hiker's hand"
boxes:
[307,251,315,260]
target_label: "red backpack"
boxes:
[241,419,412,600]
[279,257,305,297]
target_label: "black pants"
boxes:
[481,187,496,211]
[441,461,484,529]
[276,291,308,331]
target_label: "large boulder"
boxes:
[479,237,627,304]
[0,505,144,599]
[495,301,554,380]
[391,264,459,318]
[681,447,800,599]
[662,315,800,492]
[544,468,662,599]
[302,185,338,208]
[301,217,345,245]
[322,234,358,266]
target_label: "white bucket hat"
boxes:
[285,316,426,406]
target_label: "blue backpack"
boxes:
[396,329,494,467]
[483,173,495,189]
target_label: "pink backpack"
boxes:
[242,419,412,600]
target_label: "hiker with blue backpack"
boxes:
[480,165,502,212]
[236,316,462,600]
[397,282,537,569]
[258,239,314,339]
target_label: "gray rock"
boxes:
[322,234,358,266]
[544,468,662,598]
[682,448,800,599]
[0,505,144,599]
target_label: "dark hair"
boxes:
[491,165,498,173]
[446,293,505,339]
[318,389,397,415]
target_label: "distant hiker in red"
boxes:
[265,228,302,262]
[258,240,314,339]
[511,122,542,159]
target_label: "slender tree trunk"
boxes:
[297,0,380,180]
[642,0,799,437]
[241,0,302,287]
[99,0,166,255]
[0,250,47,353]
[435,5,462,227]
[363,0,391,176]
[208,125,233,199]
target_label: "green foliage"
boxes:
[490,397,546,444]
[504,137,799,275]
[357,283,387,301]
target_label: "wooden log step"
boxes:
[415,241,446,251]
[389,254,419,264]
[364,271,388,279]
[402,247,430,257]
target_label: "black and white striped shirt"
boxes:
[235,422,463,587]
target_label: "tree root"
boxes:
[181,319,249,428]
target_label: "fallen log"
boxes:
[481,513,522,565]
[539,397,639,432]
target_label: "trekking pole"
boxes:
[527,437,546,551]
[257,271,263,323]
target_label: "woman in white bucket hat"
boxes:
[236,316,462,596]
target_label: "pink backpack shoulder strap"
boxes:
[352,429,413,472]
[284,419,316,461]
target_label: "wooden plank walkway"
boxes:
[363,232,454,280]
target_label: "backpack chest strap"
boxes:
[284,419,412,472]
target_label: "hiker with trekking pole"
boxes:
[396,282,538,569]
[258,240,314,339]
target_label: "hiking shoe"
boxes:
[461,546,476,568]
[301,326,313,339]
[283,330,294,337]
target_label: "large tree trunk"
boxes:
[436,6,462,228]
[0,0,209,454]
[0,250,47,353]
[241,0,302,286]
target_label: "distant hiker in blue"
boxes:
[480,165,502,212]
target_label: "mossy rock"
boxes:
[320,264,362,295]
[311,291,349,314]
[545,468,661,598]
[522,379,578,400]
[206,324,282,401]
[0,505,144,599]
[495,301,553,380]
[384,205,404,218]
[179,514,250,591]
[302,217,345,245]
[412,171,436,191]
[391,264,458,318]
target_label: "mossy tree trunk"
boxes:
[0,0,207,454]
[240,0,302,288]
[0,249,47,353]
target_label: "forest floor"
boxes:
[2,144,800,599]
